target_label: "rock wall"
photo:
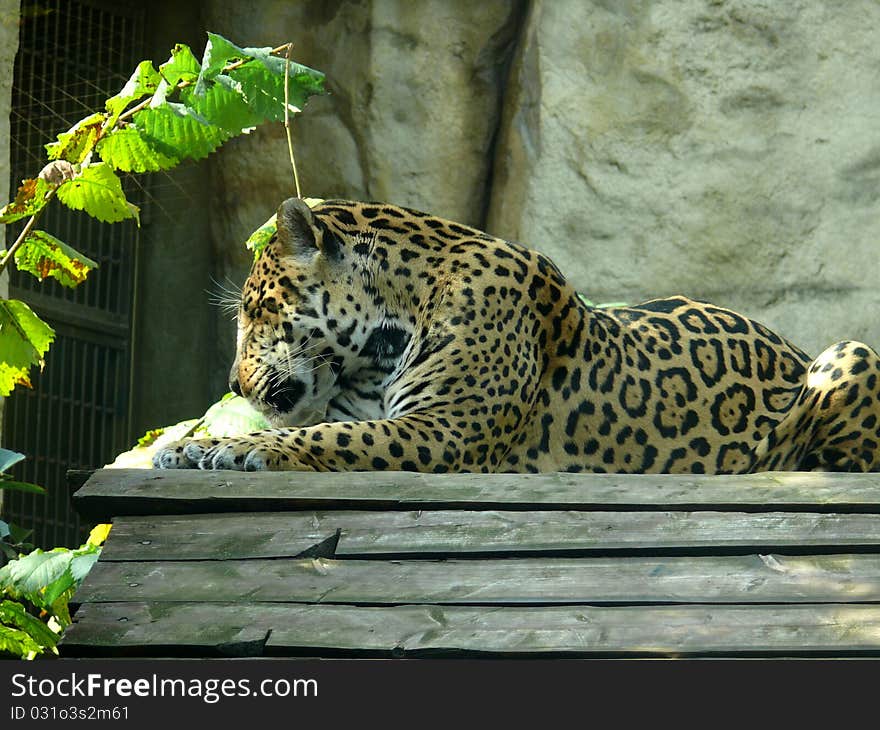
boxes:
[488,0,880,356]
[196,0,880,398]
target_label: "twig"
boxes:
[284,42,302,198]
[0,188,57,275]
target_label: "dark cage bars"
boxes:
[2,0,146,548]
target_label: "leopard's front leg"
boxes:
[152,414,499,472]
[152,430,323,471]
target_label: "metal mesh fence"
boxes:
[2,0,146,548]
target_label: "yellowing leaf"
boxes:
[87,523,112,547]
[0,178,52,224]
[45,112,106,164]
[14,230,98,288]
[0,300,55,397]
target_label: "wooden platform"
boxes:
[63,468,880,658]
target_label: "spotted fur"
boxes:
[153,198,880,474]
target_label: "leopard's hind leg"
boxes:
[751,341,880,472]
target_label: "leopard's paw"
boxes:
[152,436,274,471]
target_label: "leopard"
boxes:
[153,197,880,474]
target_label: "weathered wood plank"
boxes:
[101,510,880,560]
[61,601,880,657]
[73,554,880,605]
[71,469,880,521]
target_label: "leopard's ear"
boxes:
[276,198,319,257]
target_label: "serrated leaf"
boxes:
[0,448,25,474]
[198,33,324,94]
[97,126,180,172]
[232,60,325,123]
[195,32,264,94]
[0,600,60,649]
[106,60,161,119]
[181,79,261,136]
[1,548,74,609]
[56,162,139,224]
[49,592,72,627]
[14,229,98,288]
[0,299,55,397]
[0,178,52,224]
[132,102,229,162]
[0,624,43,657]
[45,112,106,164]
[160,43,201,87]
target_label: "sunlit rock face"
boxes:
[487,0,880,356]
[203,0,880,363]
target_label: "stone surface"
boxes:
[487,0,880,356]
[138,0,880,425]
[199,0,523,393]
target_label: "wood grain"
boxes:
[72,469,880,521]
[74,554,880,605]
[62,601,880,657]
[100,509,880,560]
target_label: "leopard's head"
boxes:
[230,198,372,426]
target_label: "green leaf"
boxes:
[201,393,270,437]
[1,548,75,609]
[49,591,72,627]
[69,547,100,583]
[245,213,277,259]
[132,102,229,162]
[244,200,321,260]
[45,112,106,164]
[105,60,161,119]
[181,78,262,136]
[198,33,324,97]
[195,32,263,93]
[0,299,55,396]
[0,624,43,657]
[0,521,8,540]
[8,524,33,544]
[0,600,60,649]
[196,32,325,121]
[0,177,52,224]
[14,229,98,288]
[0,478,46,495]
[159,43,201,87]
[231,60,325,123]
[56,162,139,224]
[0,448,25,473]
[97,126,180,172]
